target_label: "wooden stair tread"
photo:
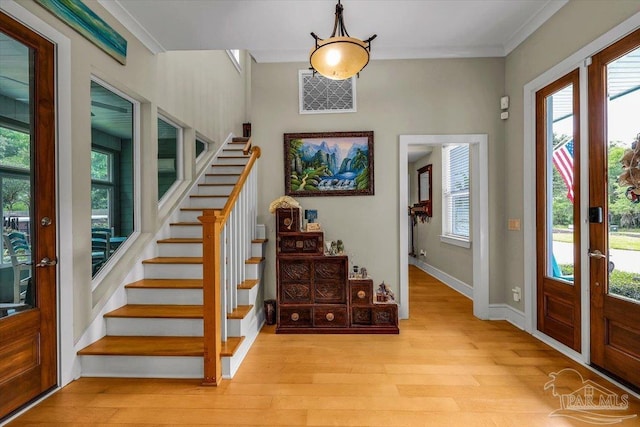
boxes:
[238,279,259,290]
[252,238,268,244]
[78,336,204,357]
[223,148,244,151]
[125,279,203,289]
[227,305,253,320]
[231,137,249,143]
[218,156,248,159]
[105,304,203,319]
[220,336,244,357]
[198,183,234,187]
[245,257,264,264]
[142,257,202,264]
[181,207,221,212]
[157,238,202,244]
[169,222,202,226]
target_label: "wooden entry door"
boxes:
[589,28,640,389]
[0,12,57,418]
[535,69,581,351]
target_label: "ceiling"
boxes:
[100,0,568,63]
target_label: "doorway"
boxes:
[399,134,489,320]
[588,28,640,390]
[0,11,58,419]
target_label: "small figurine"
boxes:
[336,239,344,254]
[376,281,395,302]
[359,267,367,278]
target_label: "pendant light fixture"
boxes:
[309,0,377,80]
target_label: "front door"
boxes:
[0,12,57,418]
[589,28,640,389]
[536,70,582,351]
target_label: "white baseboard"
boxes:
[488,303,526,330]
[411,258,473,299]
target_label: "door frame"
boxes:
[399,134,489,320]
[1,0,75,391]
[523,11,640,365]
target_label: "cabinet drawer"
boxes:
[350,279,373,305]
[277,232,324,256]
[372,304,398,326]
[314,281,346,304]
[351,307,372,325]
[279,306,312,327]
[280,283,312,304]
[314,306,348,328]
[278,259,311,283]
[276,207,300,233]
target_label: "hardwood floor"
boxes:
[6,266,640,426]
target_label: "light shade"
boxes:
[309,1,376,80]
[310,36,370,80]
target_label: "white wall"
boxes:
[252,58,504,301]
[503,0,640,311]
[9,0,248,336]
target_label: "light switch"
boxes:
[500,96,509,109]
[508,219,521,231]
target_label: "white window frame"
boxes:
[157,113,184,205]
[441,144,471,248]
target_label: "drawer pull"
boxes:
[325,312,335,321]
[291,312,300,321]
[357,290,366,299]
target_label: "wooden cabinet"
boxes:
[275,209,398,334]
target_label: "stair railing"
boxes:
[199,139,261,385]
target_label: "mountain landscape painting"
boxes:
[284,131,374,197]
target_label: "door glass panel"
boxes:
[546,85,575,283]
[606,47,640,304]
[0,32,34,314]
[90,81,134,277]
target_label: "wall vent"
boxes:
[299,70,356,114]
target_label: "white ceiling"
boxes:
[100,0,568,63]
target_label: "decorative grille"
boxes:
[299,70,356,114]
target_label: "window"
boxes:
[442,144,470,244]
[195,137,207,159]
[90,79,135,277]
[157,115,182,200]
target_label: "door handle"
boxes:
[588,250,607,259]
[36,257,58,267]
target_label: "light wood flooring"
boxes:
[6,266,640,426]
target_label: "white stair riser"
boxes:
[195,184,234,196]
[188,197,227,209]
[222,311,265,379]
[204,174,238,185]
[81,355,202,378]
[171,224,202,238]
[106,317,203,336]
[144,263,202,279]
[237,284,259,306]
[158,242,202,257]
[126,288,203,305]
[251,242,266,258]
[177,210,203,223]
[215,157,249,165]
[244,263,261,280]
[227,308,254,337]
[208,165,244,174]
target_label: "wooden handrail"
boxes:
[199,143,261,386]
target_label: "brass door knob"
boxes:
[291,313,299,321]
[326,313,335,321]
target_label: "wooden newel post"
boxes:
[199,209,224,385]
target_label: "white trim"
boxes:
[439,235,471,248]
[410,257,473,299]
[226,49,242,73]
[97,0,165,54]
[399,134,489,320]
[488,303,526,330]
[503,0,569,55]
[1,0,75,397]
[522,11,640,361]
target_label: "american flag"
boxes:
[553,139,574,203]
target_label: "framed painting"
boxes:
[35,0,127,65]
[284,131,374,197]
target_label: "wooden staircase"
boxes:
[78,137,266,379]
